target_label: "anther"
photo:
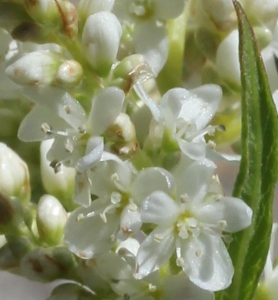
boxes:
[49,160,61,173]
[41,123,52,134]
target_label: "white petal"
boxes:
[22,86,86,129]
[131,167,175,204]
[18,105,69,142]
[120,205,142,236]
[173,157,216,203]
[153,0,187,19]
[74,171,91,206]
[141,191,179,225]
[162,273,214,300]
[135,226,175,279]
[134,21,168,75]
[199,197,252,233]
[89,87,125,135]
[76,136,104,171]
[180,234,233,291]
[179,84,222,130]
[89,156,132,199]
[178,139,206,160]
[64,202,119,259]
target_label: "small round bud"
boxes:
[82,11,122,76]
[36,194,67,245]
[54,60,83,89]
[0,143,30,204]
[5,51,62,86]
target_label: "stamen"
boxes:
[176,257,185,267]
[41,123,52,134]
[148,284,156,292]
[64,105,72,114]
[154,233,163,242]
[180,193,189,203]
[195,248,202,257]
[49,160,61,173]
[78,125,86,134]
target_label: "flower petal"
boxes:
[180,234,233,291]
[76,136,104,172]
[198,197,253,233]
[89,87,125,135]
[141,191,179,225]
[173,156,216,203]
[131,167,175,204]
[135,226,175,279]
[64,202,119,259]
[134,21,168,75]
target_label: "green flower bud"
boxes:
[36,194,67,246]
[0,143,30,204]
[24,0,78,38]
[111,54,153,92]
[20,246,76,282]
[11,21,54,43]
[47,283,95,300]
[0,193,30,235]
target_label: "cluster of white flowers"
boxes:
[1,0,278,299]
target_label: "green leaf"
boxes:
[216,1,278,300]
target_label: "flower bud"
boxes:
[36,194,68,245]
[216,30,240,87]
[111,54,153,92]
[47,283,94,300]
[54,60,83,89]
[82,11,122,76]
[20,246,76,282]
[78,0,115,24]
[0,143,30,204]
[105,113,136,143]
[6,51,62,86]
[40,140,75,210]
[24,0,78,38]
[0,193,31,235]
[11,22,54,43]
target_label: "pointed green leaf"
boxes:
[216,1,278,300]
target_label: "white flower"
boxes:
[113,0,187,74]
[18,86,125,205]
[135,156,252,291]
[64,154,175,258]
[137,83,222,160]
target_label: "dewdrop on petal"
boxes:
[36,194,68,246]
[0,143,30,204]
[81,11,122,76]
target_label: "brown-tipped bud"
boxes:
[24,0,78,38]
[20,246,76,282]
[111,54,153,92]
